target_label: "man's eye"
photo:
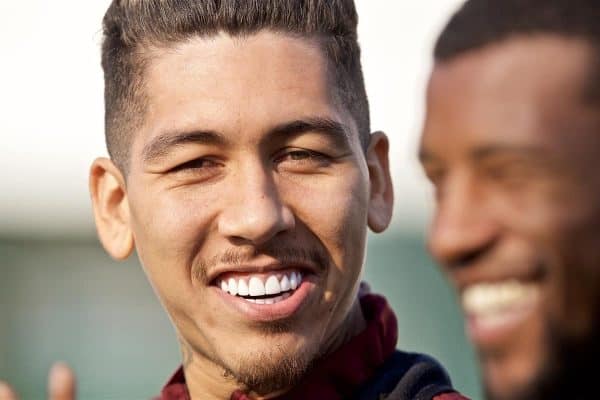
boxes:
[287,150,314,160]
[482,165,531,187]
[169,158,219,173]
[275,149,331,168]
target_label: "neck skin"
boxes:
[182,299,367,400]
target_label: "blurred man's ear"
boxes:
[89,157,134,260]
[366,132,394,233]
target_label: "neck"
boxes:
[181,350,240,400]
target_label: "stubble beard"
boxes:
[222,329,318,395]
[191,245,332,394]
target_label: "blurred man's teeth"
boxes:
[462,280,539,317]
[218,271,304,302]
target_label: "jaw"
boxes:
[478,302,549,400]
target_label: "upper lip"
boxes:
[206,261,318,284]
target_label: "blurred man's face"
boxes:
[100,31,391,395]
[420,37,600,400]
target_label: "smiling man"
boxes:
[419,1,600,399]
[13,1,472,399]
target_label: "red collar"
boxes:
[158,293,398,400]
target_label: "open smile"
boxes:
[211,268,317,322]
[461,279,541,347]
[218,270,303,304]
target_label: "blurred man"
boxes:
[420,1,600,399]
[0,1,468,399]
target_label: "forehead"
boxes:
[136,31,340,147]
[424,36,594,148]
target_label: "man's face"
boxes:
[420,37,600,400]
[102,31,391,394]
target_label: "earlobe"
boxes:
[366,132,394,233]
[89,157,134,260]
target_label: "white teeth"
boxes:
[290,272,298,290]
[255,298,265,305]
[265,275,281,295]
[462,280,539,316]
[248,277,266,296]
[228,278,238,296]
[264,298,274,305]
[237,279,249,296]
[218,271,304,298]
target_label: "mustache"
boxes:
[193,246,330,283]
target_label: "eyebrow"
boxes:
[142,130,227,163]
[142,117,351,164]
[268,117,351,146]
[418,144,548,164]
[470,144,548,161]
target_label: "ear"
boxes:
[89,157,134,260]
[366,132,394,233]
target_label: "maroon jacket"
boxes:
[156,294,470,400]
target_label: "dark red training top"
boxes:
[156,294,470,400]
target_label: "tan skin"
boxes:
[420,36,600,400]
[0,31,393,399]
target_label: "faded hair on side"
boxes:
[101,0,370,173]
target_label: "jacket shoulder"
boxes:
[353,350,469,400]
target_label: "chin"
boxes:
[225,341,316,394]
[480,341,548,400]
[483,366,531,400]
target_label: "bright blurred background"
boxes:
[0,1,483,399]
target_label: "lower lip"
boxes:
[213,278,316,322]
[465,300,538,347]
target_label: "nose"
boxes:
[428,176,499,268]
[217,163,295,245]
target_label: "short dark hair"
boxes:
[434,0,600,102]
[435,0,600,61]
[101,0,370,173]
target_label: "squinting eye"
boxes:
[276,149,329,163]
[170,158,219,173]
[288,150,312,160]
[274,148,332,170]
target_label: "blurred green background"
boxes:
[0,230,482,399]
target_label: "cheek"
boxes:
[495,190,600,340]
[282,170,369,310]
[544,219,600,338]
[127,187,217,297]
[284,169,369,260]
